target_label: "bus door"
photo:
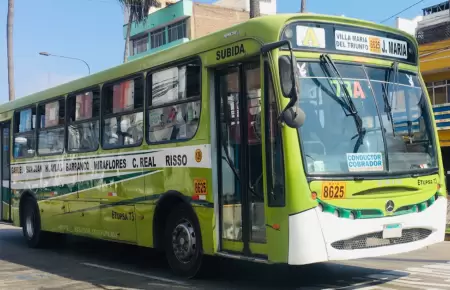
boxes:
[215,60,267,257]
[0,121,11,222]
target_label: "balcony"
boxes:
[123,0,193,38]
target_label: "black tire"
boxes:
[164,203,204,278]
[21,196,53,248]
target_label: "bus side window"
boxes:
[13,106,37,159]
[37,98,65,156]
[102,76,144,149]
[147,61,201,144]
[265,65,285,207]
[67,88,100,152]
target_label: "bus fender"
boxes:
[153,190,197,250]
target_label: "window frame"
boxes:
[66,85,101,154]
[36,96,67,157]
[145,57,202,145]
[168,20,187,43]
[263,61,285,207]
[13,104,38,159]
[101,73,145,150]
[150,27,166,49]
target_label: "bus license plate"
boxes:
[382,223,402,239]
[321,181,346,200]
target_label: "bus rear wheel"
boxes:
[164,203,203,278]
[22,197,45,248]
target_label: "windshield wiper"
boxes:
[382,61,398,136]
[320,54,365,152]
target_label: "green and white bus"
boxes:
[1,13,446,277]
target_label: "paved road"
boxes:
[2,223,450,289]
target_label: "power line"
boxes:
[380,0,426,23]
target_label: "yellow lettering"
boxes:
[344,81,353,98]
[353,81,366,99]
[303,28,320,47]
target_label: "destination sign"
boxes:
[335,30,407,60]
[280,22,417,65]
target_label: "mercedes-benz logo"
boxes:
[385,200,395,212]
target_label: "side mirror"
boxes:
[282,105,305,128]
[279,56,294,98]
[261,40,305,128]
[279,55,300,98]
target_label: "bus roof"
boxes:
[0,13,416,115]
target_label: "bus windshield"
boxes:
[297,61,437,176]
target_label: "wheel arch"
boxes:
[153,190,199,250]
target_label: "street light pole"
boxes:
[39,52,91,75]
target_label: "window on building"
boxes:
[150,28,166,49]
[102,76,144,148]
[435,86,447,104]
[168,20,187,42]
[13,106,37,159]
[37,98,65,155]
[131,35,148,56]
[427,80,450,105]
[147,60,201,143]
[67,88,100,152]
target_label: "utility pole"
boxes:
[301,0,306,12]
[7,0,15,101]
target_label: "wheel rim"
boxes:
[171,219,196,263]
[25,210,34,238]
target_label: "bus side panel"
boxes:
[39,200,67,232]
[136,203,156,247]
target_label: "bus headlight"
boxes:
[349,212,355,220]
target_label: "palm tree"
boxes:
[119,0,161,63]
[301,0,306,12]
[249,0,260,18]
[7,0,15,101]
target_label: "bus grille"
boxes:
[331,228,432,250]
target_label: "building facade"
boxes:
[414,2,450,181]
[123,0,276,61]
[397,3,450,166]
[397,2,450,226]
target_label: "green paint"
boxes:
[317,193,440,219]
[128,38,190,61]
[123,0,193,39]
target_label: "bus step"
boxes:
[215,252,269,264]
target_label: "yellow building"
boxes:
[417,2,450,172]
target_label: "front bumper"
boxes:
[288,196,447,265]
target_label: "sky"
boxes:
[0,0,445,104]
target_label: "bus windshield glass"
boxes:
[297,61,437,176]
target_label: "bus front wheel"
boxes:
[164,203,203,278]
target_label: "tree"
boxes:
[119,0,161,63]
[300,0,306,12]
[249,0,260,18]
[7,0,15,101]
